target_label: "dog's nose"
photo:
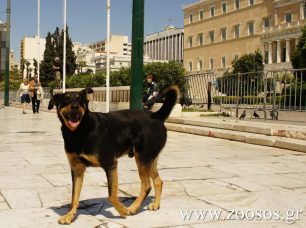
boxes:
[71,102,79,110]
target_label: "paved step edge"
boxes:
[167,118,306,141]
[165,123,306,153]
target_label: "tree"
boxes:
[33,58,38,76]
[40,32,56,84]
[40,27,77,85]
[291,26,306,69]
[232,50,264,73]
[25,61,30,80]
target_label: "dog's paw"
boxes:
[58,212,76,225]
[148,201,160,211]
[118,206,127,218]
[127,206,138,216]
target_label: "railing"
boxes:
[185,69,306,119]
[54,86,130,103]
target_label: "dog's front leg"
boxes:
[58,153,86,225]
[105,160,127,218]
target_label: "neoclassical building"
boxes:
[183,0,306,73]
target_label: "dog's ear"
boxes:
[48,93,62,110]
[80,87,94,96]
[80,87,94,101]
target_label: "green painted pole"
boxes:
[130,0,144,110]
[4,0,11,106]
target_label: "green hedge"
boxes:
[213,96,264,104]
[0,79,22,91]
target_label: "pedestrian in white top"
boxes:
[16,79,31,114]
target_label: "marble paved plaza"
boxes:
[0,107,306,227]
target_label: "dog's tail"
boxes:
[151,85,180,121]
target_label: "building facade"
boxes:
[183,0,306,73]
[73,42,97,74]
[89,35,131,56]
[144,26,184,63]
[20,36,46,77]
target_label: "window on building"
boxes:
[221,28,227,41]
[209,31,215,43]
[209,58,214,69]
[210,6,215,17]
[234,25,240,38]
[248,21,254,35]
[199,10,204,20]
[285,12,292,23]
[263,17,270,28]
[222,2,227,14]
[189,13,193,23]
[234,55,239,62]
[197,59,203,71]
[235,0,240,10]
[188,36,193,48]
[249,0,254,6]
[221,57,226,68]
[198,33,204,46]
[189,61,193,71]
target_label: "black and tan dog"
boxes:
[48,85,179,224]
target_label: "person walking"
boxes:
[16,79,31,114]
[29,75,41,113]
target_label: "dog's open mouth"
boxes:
[64,112,81,128]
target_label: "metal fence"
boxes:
[185,69,306,119]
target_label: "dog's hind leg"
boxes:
[58,153,86,225]
[105,160,128,218]
[127,153,152,215]
[148,158,163,211]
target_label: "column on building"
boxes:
[163,38,166,60]
[301,2,305,20]
[276,40,281,63]
[295,37,299,47]
[174,35,177,61]
[274,9,278,26]
[285,39,290,62]
[268,41,272,64]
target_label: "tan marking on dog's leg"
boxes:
[127,153,151,215]
[148,158,163,211]
[58,153,86,225]
[106,160,127,218]
[79,153,100,167]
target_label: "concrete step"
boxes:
[167,117,306,141]
[165,122,306,153]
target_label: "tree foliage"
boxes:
[292,26,306,69]
[40,27,77,86]
[232,50,264,73]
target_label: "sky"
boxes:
[0,0,196,61]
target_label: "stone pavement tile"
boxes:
[23,156,65,166]
[1,189,42,209]
[0,208,101,228]
[198,189,305,214]
[94,196,223,228]
[211,162,295,177]
[159,166,236,182]
[0,164,67,176]
[215,173,306,192]
[0,175,52,189]
[180,179,248,197]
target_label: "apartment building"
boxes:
[183,0,306,73]
[144,26,184,62]
[89,34,131,56]
[20,36,46,77]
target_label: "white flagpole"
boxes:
[106,0,110,112]
[37,0,40,81]
[63,0,67,93]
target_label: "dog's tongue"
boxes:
[69,120,80,128]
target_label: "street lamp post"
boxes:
[63,0,67,93]
[130,0,144,110]
[4,0,11,106]
[37,0,40,81]
[106,0,110,113]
